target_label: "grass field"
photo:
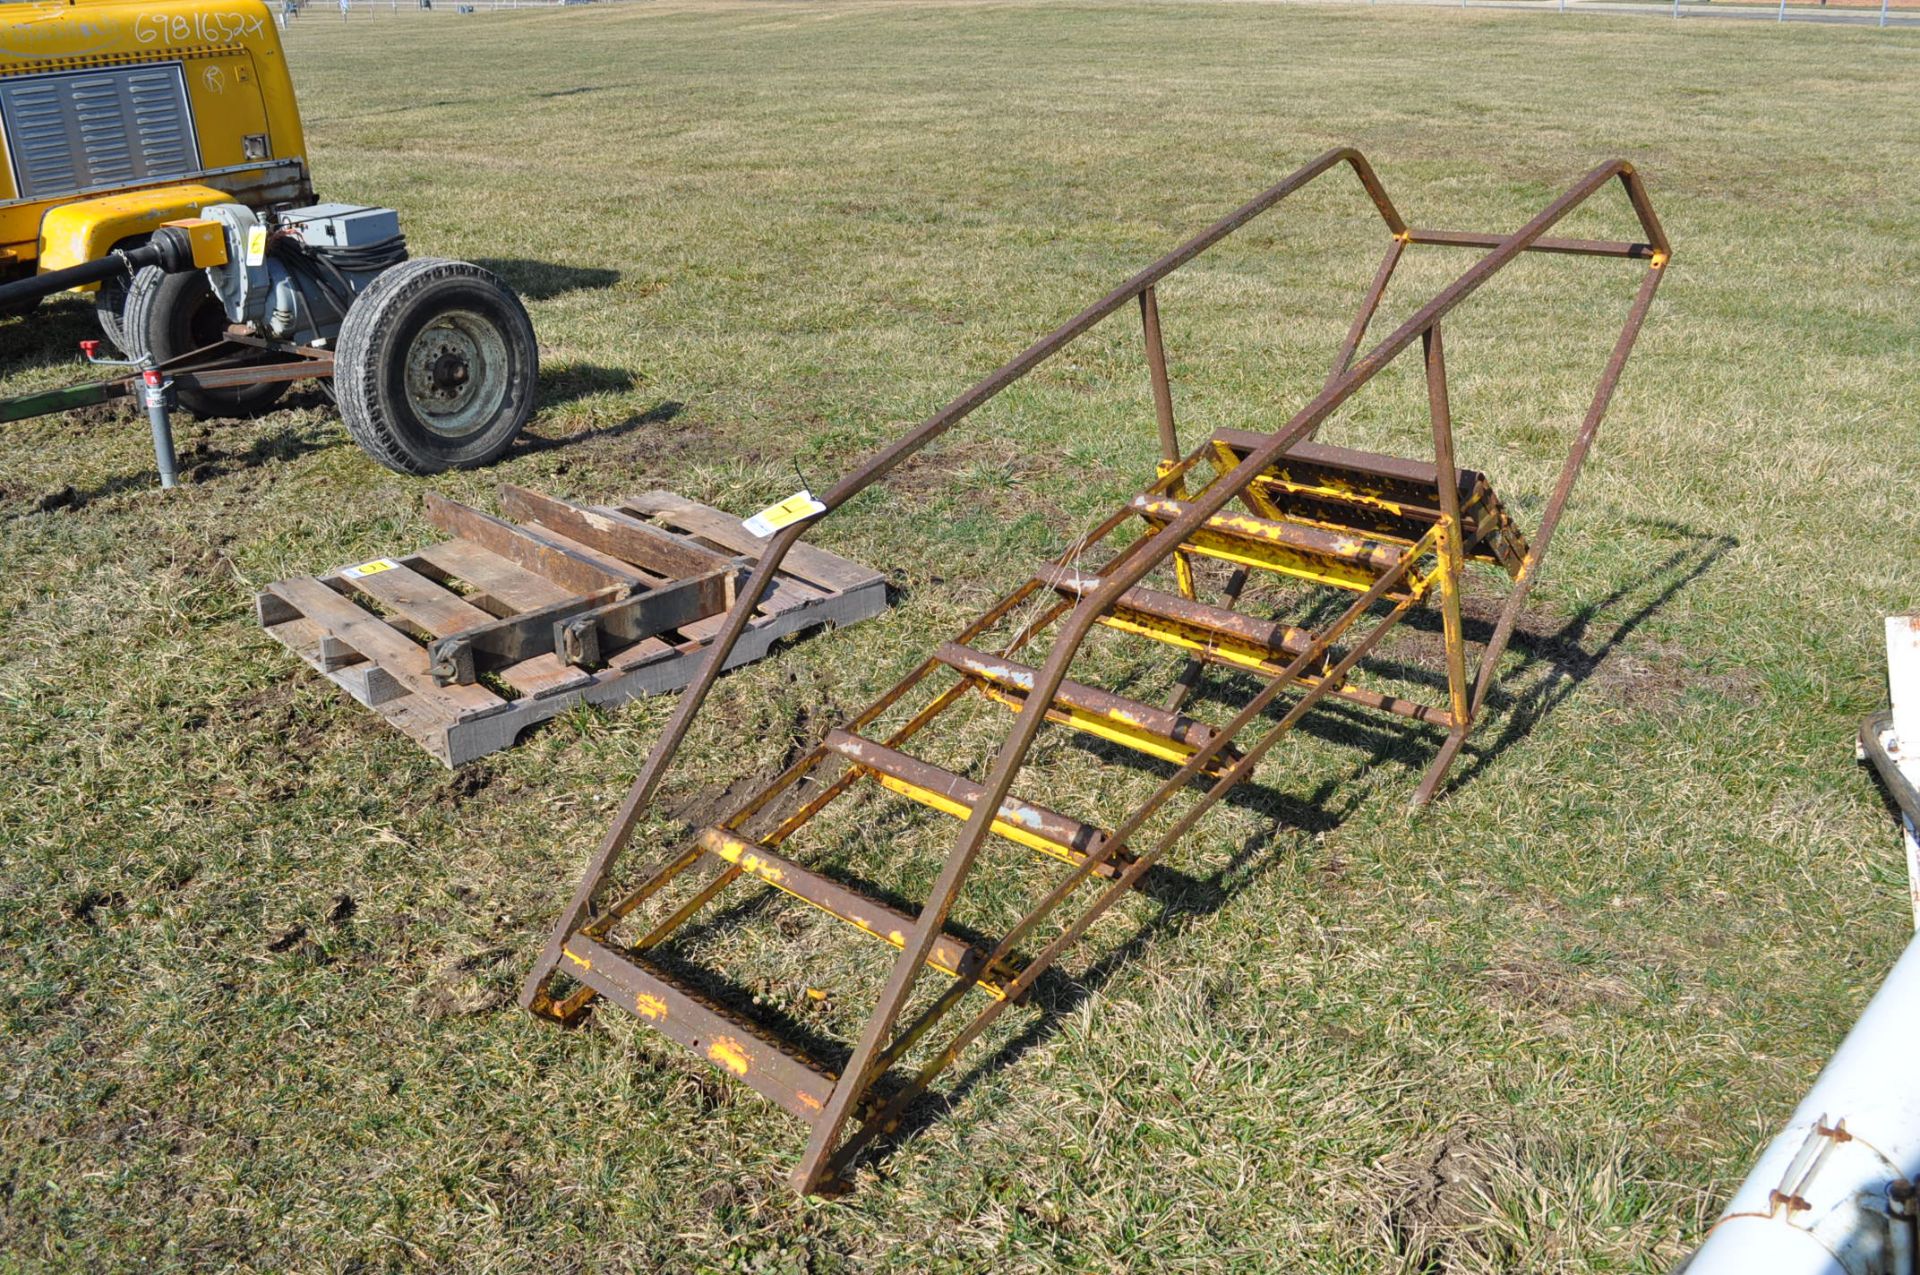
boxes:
[4,1,1919,1270]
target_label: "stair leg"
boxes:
[1412,724,1471,808]
[1425,325,1473,732]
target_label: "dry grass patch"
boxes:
[2,1,1917,1270]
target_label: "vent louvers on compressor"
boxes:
[0,64,201,201]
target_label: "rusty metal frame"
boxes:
[0,331,332,426]
[521,148,1671,1194]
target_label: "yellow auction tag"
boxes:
[742,490,826,539]
[342,558,400,579]
[245,225,269,267]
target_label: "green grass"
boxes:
[4,2,1918,1269]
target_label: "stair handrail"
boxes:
[520,152,1672,1192]
[521,146,1413,1012]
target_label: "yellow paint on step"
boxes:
[707,1037,750,1076]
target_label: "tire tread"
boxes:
[334,258,537,475]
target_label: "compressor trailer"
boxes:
[0,200,538,482]
[0,0,536,481]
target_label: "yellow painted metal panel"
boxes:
[0,0,308,267]
[35,183,231,272]
[869,768,1081,865]
[973,682,1202,771]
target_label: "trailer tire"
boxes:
[94,276,131,352]
[122,267,289,418]
[92,235,148,353]
[334,258,537,475]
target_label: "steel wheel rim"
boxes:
[402,309,510,438]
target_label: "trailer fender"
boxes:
[36,185,237,288]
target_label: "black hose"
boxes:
[270,232,407,311]
[0,253,136,310]
[314,233,408,275]
[269,235,355,311]
[0,226,203,311]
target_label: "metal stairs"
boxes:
[519,148,1671,1194]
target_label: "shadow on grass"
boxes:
[172,405,342,484]
[632,743,1384,1102]
[1423,523,1739,799]
[1,299,96,376]
[535,362,637,405]
[6,390,341,515]
[551,518,1733,1186]
[1188,525,1740,779]
[509,396,682,457]
[469,259,621,301]
[825,520,1735,1185]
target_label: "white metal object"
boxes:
[1887,616,1920,931]
[1689,616,1920,1273]
[1889,617,1920,769]
[1687,937,1920,1274]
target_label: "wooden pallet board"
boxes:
[258,487,889,766]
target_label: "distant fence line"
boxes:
[289,0,1919,28]
[1327,0,1912,28]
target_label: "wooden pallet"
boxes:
[257,485,889,766]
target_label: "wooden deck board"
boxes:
[260,490,890,766]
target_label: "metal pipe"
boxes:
[1325,237,1405,393]
[1406,228,1655,258]
[142,371,179,490]
[827,579,1429,1181]
[1687,935,1920,1274]
[1411,258,1666,806]
[1140,285,1180,463]
[1425,325,1470,728]
[1464,259,1665,726]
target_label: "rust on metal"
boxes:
[517,149,1672,1195]
[932,639,1244,778]
[694,826,1019,999]
[1035,563,1329,673]
[822,728,1115,868]
[935,642,1231,755]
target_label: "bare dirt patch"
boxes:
[1382,1127,1514,1271]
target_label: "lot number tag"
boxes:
[743,490,826,539]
